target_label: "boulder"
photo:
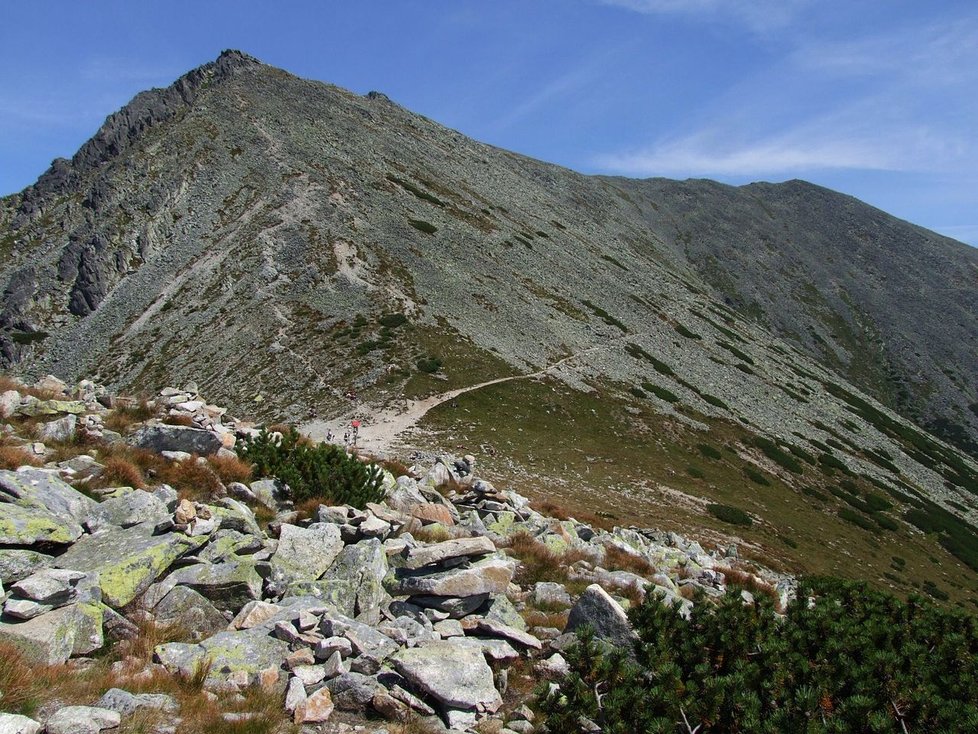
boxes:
[15,400,86,417]
[302,687,335,722]
[157,628,291,689]
[43,706,120,734]
[386,555,515,598]
[10,568,93,606]
[38,415,77,443]
[320,538,389,623]
[86,489,169,530]
[165,560,263,613]
[129,424,222,456]
[325,672,380,711]
[392,640,502,712]
[533,581,572,608]
[150,585,228,640]
[565,583,638,649]
[230,600,282,630]
[465,618,542,650]
[0,390,21,419]
[284,676,306,721]
[53,523,206,608]
[272,523,344,584]
[400,536,496,570]
[0,467,97,530]
[0,602,104,664]
[0,549,52,585]
[95,688,177,717]
[0,502,84,546]
[0,713,41,734]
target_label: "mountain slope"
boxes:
[2,51,978,602]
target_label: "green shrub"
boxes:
[408,218,437,234]
[629,386,646,399]
[582,300,627,332]
[674,323,702,340]
[744,466,770,486]
[753,437,804,474]
[838,507,876,530]
[697,443,722,460]
[700,393,730,411]
[378,313,408,328]
[686,466,706,480]
[416,356,443,373]
[707,503,753,526]
[239,428,385,509]
[540,577,978,732]
[642,382,680,403]
[626,343,675,376]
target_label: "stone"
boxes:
[302,687,334,723]
[174,499,196,524]
[536,652,570,678]
[272,523,344,584]
[386,555,515,598]
[401,536,496,570]
[410,593,489,618]
[38,414,77,443]
[165,560,263,613]
[0,467,97,530]
[230,600,282,630]
[10,568,87,604]
[53,523,206,608]
[0,549,53,585]
[325,672,379,711]
[248,479,281,510]
[0,390,21,419]
[358,514,391,539]
[43,706,120,734]
[211,497,263,536]
[0,713,41,734]
[95,688,177,716]
[0,602,104,664]
[321,650,347,678]
[150,585,227,640]
[320,538,389,623]
[393,640,502,712]
[409,503,456,526]
[0,502,83,546]
[16,400,86,417]
[450,635,520,663]
[565,583,638,648]
[128,424,223,456]
[533,581,572,608]
[433,619,465,638]
[160,628,291,689]
[87,489,169,530]
[315,635,354,660]
[284,676,307,721]
[466,618,542,650]
[3,598,53,620]
[480,593,528,631]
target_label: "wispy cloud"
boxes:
[597,0,809,33]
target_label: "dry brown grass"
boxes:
[529,498,617,531]
[603,544,657,577]
[412,523,454,543]
[522,608,570,629]
[715,564,781,609]
[101,455,148,489]
[0,375,61,401]
[504,532,591,587]
[293,497,322,521]
[102,400,157,433]
[0,444,43,470]
[160,460,224,501]
[163,413,196,428]
[207,453,253,484]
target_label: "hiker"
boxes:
[325,429,333,442]
[343,430,350,447]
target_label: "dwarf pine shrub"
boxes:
[239,428,384,509]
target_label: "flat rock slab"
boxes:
[96,688,177,716]
[44,706,120,734]
[465,618,542,650]
[0,602,104,664]
[87,489,169,530]
[272,523,344,583]
[0,502,82,546]
[387,555,515,598]
[401,536,496,570]
[16,400,86,417]
[0,713,41,734]
[151,585,227,641]
[158,628,291,689]
[321,538,389,622]
[53,523,206,608]
[129,424,222,456]
[0,549,53,585]
[392,640,502,712]
[565,583,638,649]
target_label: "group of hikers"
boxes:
[325,419,360,449]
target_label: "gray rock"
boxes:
[533,581,572,608]
[0,602,105,664]
[43,706,120,734]
[410,593,489,619]
[160,628,291,689]
[481,593,528,631]
[392,640,502,712]
[467,618,542,650]
[95,688,178,716]
[0,549,53,585]
[152,484,179,511]
[450,635,520,664]
[325,672,379,711]
[165,560,263,613]
[3,598,53,620]
[38,414,77,443]
[53,523,207,608]
[565,583,638,649]
[400,536,496,570]
[249,479,281,510]
[0,713,41,734]
[272,523,344,584]
[129,424,222,456]
[150,585,228,640]
[386,555,515,598]
[284,676,306,717]
[86,489,169,530]
[10,568,88,604]
[320,538,389,623]
[0,467,97,537]
[211,497,263,537]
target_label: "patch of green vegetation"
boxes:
[801,486,827,501]
[641,382,679,403]
[697,443,723,460]
[687,465,706,479]
[600,253,629,270]
[839,507,876,530]
[744,466,770,486]
[905,502,978,572]
[355,339,382,356]
[626,343,674,376]
[582,300,628,332]
[674,323,702,340]
[408,218,437,234]
[416,356,443,374]
[629,386,646,399]
[378,313,408,328]
[818,452,854,476]
[734,363,755,375]
[707,503,752,526]
[11,331,49,345]
[754,437,804,474]
[700,393,730,411]
[386,174,445,206]
[717,341,754,364]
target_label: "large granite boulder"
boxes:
[392,640,502,712]
[128,424,222,456]
[0,602,105,664]
[164,560,263,613]
[565,583,638,649]
[272,523,344,584]
[386,555,515,598]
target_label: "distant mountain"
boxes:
[3,50,978,599]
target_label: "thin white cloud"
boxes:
[597,0,809,32]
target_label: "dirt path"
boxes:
[300,350,585,456]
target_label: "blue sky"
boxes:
[2,1,976,245]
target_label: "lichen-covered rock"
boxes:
[86,489,169,531]
[320,538,389,623]
[149,585,227,640]
[128,424,223,455]
[44,706,121,734]
[272,523,344,584]
[52,523,206,608]
[0,549,53,585]
[95,688,177,717]
[165,560,263,613]
[0,468,97,541]
[392,640,502,712]
[400,536,496,570]
[0,602,104,664]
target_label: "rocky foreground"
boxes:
[0,376,794,733]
